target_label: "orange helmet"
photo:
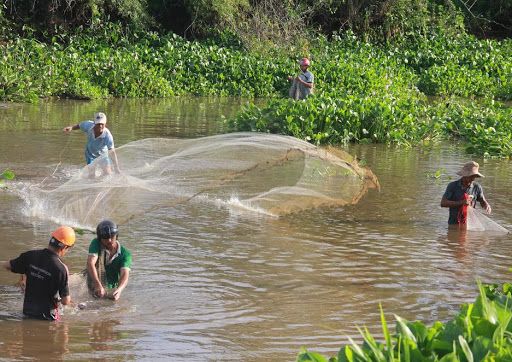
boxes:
[51,226,76,247]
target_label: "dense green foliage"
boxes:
[1,23,511,157]
[229,33,512,157]
[0,24,289,101]
[2,0,511,41]
[297,282,512,362]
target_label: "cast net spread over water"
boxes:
[20,132,379,228]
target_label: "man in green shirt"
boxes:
[87,220,132,301]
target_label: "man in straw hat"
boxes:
[440,161,492,226]
[63,111,120,177]
[2,226,76,320]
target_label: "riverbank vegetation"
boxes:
[0,1,511,158]
[296,282,512,362]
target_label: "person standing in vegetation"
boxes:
[440,161,492,226]
[288,57,314,100]
[2,226,75,320]
[63,112,120,176]
[86,220,131,301]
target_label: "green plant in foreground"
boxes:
[297,281,512,361]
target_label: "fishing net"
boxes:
[466,206,508,233]
[288,78,313,100]
[21,132,379,229]
[85,248,107,293]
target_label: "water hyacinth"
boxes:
[1,26,511,157]
[296,281,512,362]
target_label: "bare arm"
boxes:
[17,275,26,292]
[87,254,105,298]
[63,124,80,133]
[302,80,314,89]
[440,196,473,208]
[3,260,11,271]
[3,261,26,291]
[61,295,71,305]
[480,198,492,214]
[112,268,130,301]
[295,77,313,88]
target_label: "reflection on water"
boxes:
[0,318,137,360]
[0,99,511,361]
[89,319,122,352]
[0,320,69,360]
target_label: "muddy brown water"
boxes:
[0,98,511,361]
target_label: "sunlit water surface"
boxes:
[0,99,511,361]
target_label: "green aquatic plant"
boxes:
[72,227,85,236]
[0,169,15,188]
[1,27,511,157]
[426,168,445,179]
[296,281,512,362]
[1,28,510,102]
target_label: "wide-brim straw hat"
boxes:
[456,161,484,178]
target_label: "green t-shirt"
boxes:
[88,238,132,288]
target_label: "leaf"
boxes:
[478,282,498,325]
[458,335,473,362]
[438,341,459,362]
[338,346,353,362]
[347,336,367,359]
[1,169,15,180]
[296,347,330,362]
[395,315,417,344]
[380,304,393,360]
[358,326,385,360]
[431,339,454,353]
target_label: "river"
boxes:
[0,98,511,361]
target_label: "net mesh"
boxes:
[21,132,379,228]
[466,206,508,233]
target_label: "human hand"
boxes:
[63,126,72,133]
[111,288,122,301]
[484,203,492,214]
[17,275,26,292]
[94,284,106,298]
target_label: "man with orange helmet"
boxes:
[288,57,314,100]
[2,226,75,320]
